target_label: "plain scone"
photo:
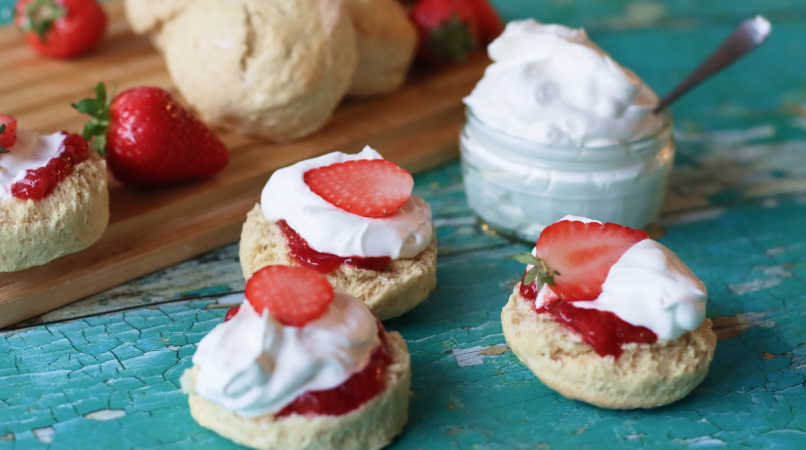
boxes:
[345,0,417,96]
[240,205,437,320]
[157,0,357,142]
[501,285,717,409]
[181,331,411,450]
[0,155,109,272]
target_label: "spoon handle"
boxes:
[654,15,772,113]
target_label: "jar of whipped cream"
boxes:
[461,20,673,242]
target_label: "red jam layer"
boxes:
[276,325,391,418]
[520,274,657,358]
[10,132,90,200]
[223,310,392,418]
[276,219,391,273]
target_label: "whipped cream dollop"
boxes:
[464,20,662,147]
[0,130,65,199]
[534,216,707,340]
[193,293,380,418]
[261,146,432,259]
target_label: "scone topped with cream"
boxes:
[0,115,109,272]
[502,216,716,409]
[182,265,411,450]
[240,146,437,320]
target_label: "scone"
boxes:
[239,146,437,320]
[181,265,411,450]
[502,216,716,409]
[345,0,417,96]
[0,119,109,272]
[156,0,357,142]
[123,0,192,41]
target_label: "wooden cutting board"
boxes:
[0,1,487,328]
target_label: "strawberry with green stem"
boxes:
[73,82,230,188]
[15,0,106,58]
[410,0,503,65]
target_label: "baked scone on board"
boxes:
[181,266,410,450]
[0,116,109,272]
[240,146,437,320]
[502,216,716,409]
[345,0,417,97]
[150,0,357,142]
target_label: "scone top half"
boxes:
[502,216,716,409]
[183,265,410,450]
[0,122,109,273]
[240,146,437,320]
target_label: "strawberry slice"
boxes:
[303,159,414,218]
[245,266,335,327]
[0,115,18,151]
[535,220,648,301]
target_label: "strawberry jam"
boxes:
[10,132,90,201]
[520,274,657,358]
[277,219,391,273]
[276,325,391,417]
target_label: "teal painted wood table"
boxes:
[2,1,806,449]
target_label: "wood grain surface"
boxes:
[0,1,486,329]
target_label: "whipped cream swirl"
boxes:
[534,216,707,340]
[193,293,380,418]
[0,130,65,199]
[261,146,432,259]
[464,20,662,147]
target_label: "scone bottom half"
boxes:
[502,218,717,409]
[239,204,437,321]
[182,266,411,450]
[503,286,716,410]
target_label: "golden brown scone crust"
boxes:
[501,284,717,409]
[0,154,109,272]
[239,204,437,320]
[344,0,417,96]
[155,0,357,142]
[181,331,411,450]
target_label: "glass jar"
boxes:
[460,110,674,243]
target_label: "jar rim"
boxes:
[464,106,673,156]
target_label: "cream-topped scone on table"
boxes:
[0,127,108,272]
[182,266,410,450]
[240,146,437,320]
[501,216,717,409]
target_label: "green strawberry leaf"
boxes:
[72,82,113,157]
[18,0,65,42]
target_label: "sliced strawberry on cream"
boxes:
[304,159,414,218]
[192,266,389,418]
[515,216,707,357]
[260,146,433,266]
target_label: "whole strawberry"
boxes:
[73,83,229,188]
[410,0,503,65]
[15,0,106,58]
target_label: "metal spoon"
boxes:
[654,15,772,113]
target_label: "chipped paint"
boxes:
[84,409,127,421]
[452,345,509,367]
[762,352,777,360]
[0,433,13,441]
[33,426,54,444]
[728,278,782,295]
[661,207,725,226]
[712,312,776,341]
